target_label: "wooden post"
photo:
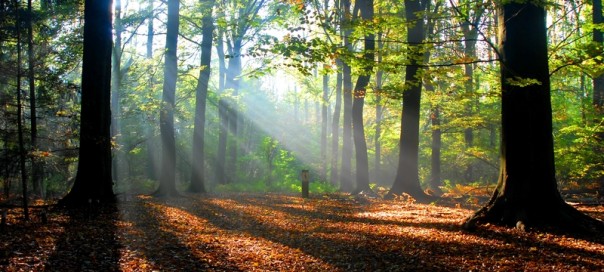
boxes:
[301,170,309,198]
[1,209,6,227]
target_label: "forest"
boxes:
[1,0,604,270]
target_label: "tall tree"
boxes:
[60,0,114,206]
[387,0,429,200]
[351,0,375,194]
[463,1,603,231]
[339,0,354,192]
[27,0,41,197]
[592,0,604,196]
[15,0,29,219]
[189,0,215,193]
[330,60,342,185]
[155,0,180,196]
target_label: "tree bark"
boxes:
[321,71,329,181]
[27,0,41,198]
[387,0,429,200]
[60,0,115,206]
[339,0,353,192]
[463,2,604,232]
[155,0,180,197]
[189,0,214,193]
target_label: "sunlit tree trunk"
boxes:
[60,0,114,206]
[463,2,603,232]
[216,26,228,184]
[321,71,329,181]
[155,0,180,196]
[189,0,214,193]
[340,0,353,192]
[387,0,429,200]
[374,28,384,185]
[111,0,127,186]
[330,61,342,185]
[145,0,158,182]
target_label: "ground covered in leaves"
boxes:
[1,193,603,271]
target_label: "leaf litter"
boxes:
[1,193,603,271]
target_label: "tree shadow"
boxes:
[120,197,242,271]
[44,204,121,271]
[159,194,604,271]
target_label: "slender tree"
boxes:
[15,0,29,219]
[339,0,354,192]
[463,1,603,231]
[592,0,604,196]
[189,0,215,193]
[60,0,114,206]
[155,0,180,196]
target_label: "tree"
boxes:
[463,2,603,231]
[189,0,215,193]
[155,0,180,197]
[351,0,375,194]
[339,0,354,192]
[592,0,604,196]
[60,0,114,206]
[387,0,430,200]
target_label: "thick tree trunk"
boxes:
[463,3,603,232]
[387,0,429,200]
[189,0,214,193]
[155,0,180,197]
[60,0,115,206]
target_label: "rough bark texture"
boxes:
[592,0,604,196]
[387,0,428,200]
[60,0,115,206]
[155,0,179,197]
[463,2,604,232]
[189,0,214,193]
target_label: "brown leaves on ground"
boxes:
[1,193,604,271]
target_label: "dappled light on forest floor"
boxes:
[1,193,603,271]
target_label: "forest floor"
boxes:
[1,192,603,271]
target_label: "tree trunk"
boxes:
[339,0,353,192]
[387,0,429,200]
[16,3,29,219]
[351,0,374,194]
[321,71,329,181]
[463,2,603,232]
[27,0,42,198]
[374,27,384,185]
[592,0,604,196]
[215,26,228,185]
[155,0,180,197]
[111,0,126,185]
[60,0,115,206]
[189,0,214,193]
[330,61,342,185]
[145,0,158,182]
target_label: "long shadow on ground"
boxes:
[44,204,121,271]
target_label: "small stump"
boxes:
[301,170,310,198]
